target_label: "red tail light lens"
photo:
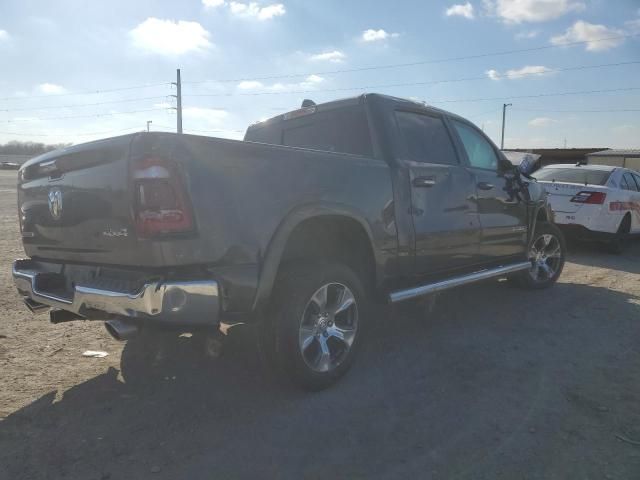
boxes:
[132,157,194,237]
[570,191,606,204]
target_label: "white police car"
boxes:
[531,164,640,252]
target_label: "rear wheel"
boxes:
[262,262,365,391]
[607,214,631,254]
[515,222,566,289]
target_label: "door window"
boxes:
[452,120,499,170]
[622,173,639,191]
[394,111,459,165]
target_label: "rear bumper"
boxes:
[557,224,616,242]
[13,259,220,327]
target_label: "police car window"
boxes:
[451,120,498,170]
[622,173,639,191]
[532,168,611,185]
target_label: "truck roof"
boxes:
[245,93,464,134]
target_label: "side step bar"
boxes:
[389,261,531,303]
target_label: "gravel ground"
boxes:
[0,169,639,479]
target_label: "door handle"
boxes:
[413,176,437,188]
[477,182,494,191]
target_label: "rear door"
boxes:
[394,110,481,274]
[449,119,528,261]
[623,172,640,233]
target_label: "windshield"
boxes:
[532,167,612,185]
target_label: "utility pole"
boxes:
[171,69,183,134]
[146,120,152,132]
[500,103,512,150]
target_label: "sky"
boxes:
[0,0,639,149]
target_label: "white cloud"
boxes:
[484,0,585,23]
[304,74,324,84]
[237,80,264,90]
[486,69,500,80]
[228,2,286,20]
[237,75,324,92]
[309,50,346,63]
[37,83,67,94]
[361,29,399,42]
[130,18,212,56]
[624,17,640,34]
[551,20,624,51]
[182,107,228,125]
[0,29,9,41]
[515,29,539,39]
[528,117,558,127]
[486,65,551,80]
[445,3,475,19]
[202,0,225,7]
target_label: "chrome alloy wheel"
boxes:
[298,283,358,373]
[528,233,563,282]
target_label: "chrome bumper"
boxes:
[13,259,220,326]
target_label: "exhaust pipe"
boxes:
[24,298,50,314]
[105,319,138,341]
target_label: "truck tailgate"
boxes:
[18,134,164,266]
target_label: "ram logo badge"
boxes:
[48,188,63,220]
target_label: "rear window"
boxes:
[281,107,373,157]
[532,168,612,186]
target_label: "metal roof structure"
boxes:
[587,149,640,158]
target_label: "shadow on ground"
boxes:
[566,238,640,274]
[1,280,640,480]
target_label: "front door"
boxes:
[449,119,528,261]
[395,110,482,275]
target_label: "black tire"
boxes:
[261,262,366,391]
[607,214,631,255]
[515,222,566,289]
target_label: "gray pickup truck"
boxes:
[13,93,564,389]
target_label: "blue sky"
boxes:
[0,0,639,148]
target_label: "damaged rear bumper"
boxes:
[12,259,221,327]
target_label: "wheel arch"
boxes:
[252,203,380,312]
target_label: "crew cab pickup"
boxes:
[13,94,565,390]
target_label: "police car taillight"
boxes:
[570,191,606,204]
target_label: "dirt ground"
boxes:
[0,169,639,479]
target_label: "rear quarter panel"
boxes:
[136,133,398,306]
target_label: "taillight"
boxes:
[570,191,606,204]
[132,156,194,237]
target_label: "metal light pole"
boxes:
[500,103,512,150]
[146,120,152,132]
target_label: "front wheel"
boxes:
[262,262,365,391]
[515,222,566,289]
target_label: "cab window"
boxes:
[394,111,459,165]
[451,120,498,170]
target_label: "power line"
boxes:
[182,61,640,98]
[0,96,170,113]
[512,107,640,113]
[0,126,144,137]
[0,82,172,103]
[184,33,640,85]
[1,107,170,123]
[430,86,640,104]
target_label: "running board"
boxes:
[389,261,531,303]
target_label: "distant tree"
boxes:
[0,140,71,156]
